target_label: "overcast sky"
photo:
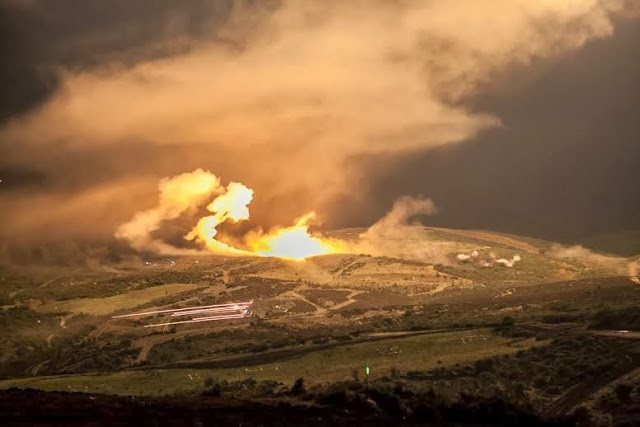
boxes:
[1,0,638,264]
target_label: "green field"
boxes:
[0,328,543,396]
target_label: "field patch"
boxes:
[301,289,350,308]
[35,283,206,316]
[343,290,415,311]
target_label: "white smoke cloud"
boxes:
[549,244,629,274]
[456,250,520,267]
[115,169,223,253]
[356,195,446,262]
[457,250,479,262]
[495,254,522,268]
[361,195,437,240]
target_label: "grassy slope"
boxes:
[0,328,543,396]
[35,283,206,315]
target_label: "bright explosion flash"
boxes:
[175,172,347,260]
[246,212,347,260]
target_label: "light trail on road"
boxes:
[144,313,246,327]
[113,300,253,327]
[170,305,249,317]
[112,301,252,319]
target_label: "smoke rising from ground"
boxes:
[549,244,631,275]
[115,169,224,254]
[0,0,635,263]
[361,196,437,241]
[356,196,447,263]
[495,255,522,268]
[115,169,347,260]
[629,260,640,283]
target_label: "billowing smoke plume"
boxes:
[116,169,346,260]
[629,259,640,284]
[361,196,437,240]
[457,251,479,262]
[495,254,522,268]
[456,250,522,268]
[115,169,223,254]
[0,0,635,264]
[184,181,255,255]
[357,196,446,263]
[549,244,630,275]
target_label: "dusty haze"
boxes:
[1,0,639,264]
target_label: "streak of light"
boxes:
[143,313,245,327]
[112,301,253,318]
[170,305,249,317]
[191,314,246,321]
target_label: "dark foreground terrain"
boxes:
[0,388,570,426]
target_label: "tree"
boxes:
[351,368,360,381]
[291,377,305,396]
[513,382,525,398]
[573,406,592,424]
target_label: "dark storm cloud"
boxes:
[0,0,239,122]
[340,16,640,243]
[0,0,244,264]
[0,0,244,198]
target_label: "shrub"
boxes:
[590,306,640,330]
[291,377,305,396]
[614,383,633,402]
[257,380,280,396]
[351,368,360,381]
[366,387,405,416]
[474,358,494,373]
[501,316,515,326]
[202,383,221,397]
[513,382,525,397]
[572,406,592,424]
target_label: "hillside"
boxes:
[1,226,639,423]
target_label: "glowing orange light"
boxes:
[185,181,346,260]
